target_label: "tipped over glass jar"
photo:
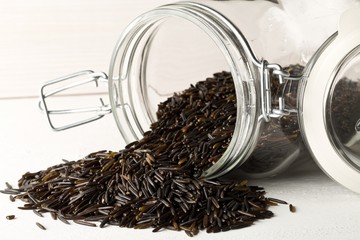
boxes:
[39,0,360,193]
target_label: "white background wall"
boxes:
[0,0,171,98]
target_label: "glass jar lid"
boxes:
[300,8,360,193]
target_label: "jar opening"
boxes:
[326,44,360,171]
[142,17,230,123]
[108,2,262,178]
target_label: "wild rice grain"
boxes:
[74,220,97,227]
[51,212,57,220]
[58,215,71,225]
[289,204,296,213]
[33,210,44,217]
[36,222,46,230]
[6,215,15,220]
[266,197,288,205]
[5,182,13,189]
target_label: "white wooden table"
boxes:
[1,1,360,239]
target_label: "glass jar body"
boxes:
[108,0,359,178]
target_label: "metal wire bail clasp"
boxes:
[260,60,300,122]
[39,70,111,131]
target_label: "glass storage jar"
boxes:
[39,0,360,193]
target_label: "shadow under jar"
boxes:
[40,0,360,193]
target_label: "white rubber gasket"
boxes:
[303,9,360,193]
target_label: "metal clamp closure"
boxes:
[260,60,300,122]
[39,70,111,131]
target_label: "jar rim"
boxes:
[108,1,263,178]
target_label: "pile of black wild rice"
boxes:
[2,72,288,236]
